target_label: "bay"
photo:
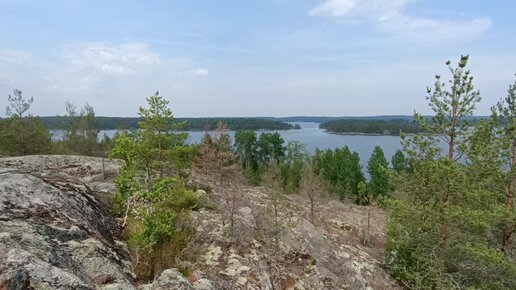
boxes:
[53,122,404,166]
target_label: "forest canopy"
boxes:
[320,118,421,135]
[36,116,300,131]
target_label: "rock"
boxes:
[6,269,31,290]
[203,244,223,266]
[190,271,217,290]
[152,269,194,290]
[196,189,207,197]
[0,156,135,289]
[180,183,400,289]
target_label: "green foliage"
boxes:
[58,101,103,156]
[314,146,365,202]
[356,181,369,206]
[386,57,515,289]
[132,178,198,249]
[41,116,298,131]
[257,132,286,164]
[282,141,309,193]
[414,55,481,161]
[109,92,198,280]
[243,167,261,185]
[391,150,410,173]
[320,118,420,135]
[367,146,390,199]
[235,130,259,171]
[0,89,52,156]
[234,130,289,186]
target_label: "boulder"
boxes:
[152,269,193,290]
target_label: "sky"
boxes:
[0,0,515,117]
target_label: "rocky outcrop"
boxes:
[175,183,400,290]
[0,155,135,289]
[0,155,398,289]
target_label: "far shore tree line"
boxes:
[0,54,514,288]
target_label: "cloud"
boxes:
[381,16,491,41]
[310,0,410,20]
[0,49,35,64]
[64,43,160,76]
[185,68,209,76]
[310,0,491,41]
[310,0,362,18]
[0,43,210,117]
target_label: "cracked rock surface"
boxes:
[0,155,135,290]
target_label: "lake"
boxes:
[54,122,404,166]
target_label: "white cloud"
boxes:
[185,68,209,76]
[64,43,160,76]
[310,0,362,18]
[310,0,491,41]
[0,43,210,117]
[310,0,410,20]
[0,49,35,64]
[382,16,491,41]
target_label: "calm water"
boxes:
[54,122,404,166]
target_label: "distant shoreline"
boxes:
[324,130,398,136]
[323,130,420,136]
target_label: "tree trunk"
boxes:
[363,208,371,246]
[441,132,455,242]
[310,196,314,223]
[448,133,455,162]
[19,119,25,154]
[502,142,516,251]
[158,134,163,178]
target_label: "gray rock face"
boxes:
[0,156,135,290]
[180,184,400,290]
[152,268,194,290]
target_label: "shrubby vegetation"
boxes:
[109,91,198,280]
[53,101,111,156]
[314,146,365,202]
[0,89,52,156]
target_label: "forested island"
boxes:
[38,116,300,131]
[320,118,420,135]
[276,115,413,123]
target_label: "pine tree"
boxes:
[409,55,481,241]
[137,91,190,179]
[492,77,516,252]
[109,92,198,279]
[79,103,100,156]
[386,58,516,289]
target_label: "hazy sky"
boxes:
[1,0,515,117]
